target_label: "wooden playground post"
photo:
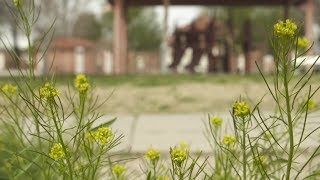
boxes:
[113,0,128,74]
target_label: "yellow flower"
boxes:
[298,36,308,48]
[170,142,188,167]
[222,134,236,146]
[303,98,315,111]
[210,116,222,126]
[39,83,59,99]
[257,155,266,163]
[253,155,266,166]
[145,148,160,162]
[13,0,22,7]
[274,19,297,38]
[232,101,250,118]
[49,143,65,161]
[112,164,125,177]
[74,74,90,94]
[179,141,188,150]
[86,127,113,145]
[2,84,17,95]
[263,132,272,140]
[158,176,170,180]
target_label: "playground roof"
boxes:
[108,0,305,6]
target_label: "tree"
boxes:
[0,0,22,67]
[31,0,101,37]
[73,13,102,41]
[102,7,162,51]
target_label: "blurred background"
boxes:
[0,0,320,152]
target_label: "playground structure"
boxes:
[167,16,261,74]
[167,16,233,73]
[168,16,218,73]
[108,0,314,74]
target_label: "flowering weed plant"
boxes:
[1,1,320,179]
[204,19,320,180]
[0,1,123,179]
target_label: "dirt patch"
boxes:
[90,82,278,114]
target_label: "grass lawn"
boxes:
[69,73,267,86]
[1,73,319,114]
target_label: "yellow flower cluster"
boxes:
[232,101,250,118]
[49,143,65,161]
[74,74,90,94]
[170,142,188,167]
[145,148,160,162]
[304,98,315,111]
[39,83,59,99]
[222,134,236,146]
[2,84,17,95]
[86,127,113,145]
[273,19,297,38]
[210,116,222,126]
[298,36,308,48]
[112,164,126,177]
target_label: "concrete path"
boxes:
[93,111,320,154]
[98,112,236,153]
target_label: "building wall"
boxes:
[84,48,98,74]
[128,51,160,73]
[247,50,264,73]
[46,47,104,75]
[47,48,74,74]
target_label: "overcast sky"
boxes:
[155,6,201,32]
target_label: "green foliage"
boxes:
[102,7,161,51]
[73,13,103,41]
[2,1,320,180]
[204,19,320,180]
[0,2,123,179]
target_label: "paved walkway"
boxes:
[95,111,320,154]
[99,113,235,153]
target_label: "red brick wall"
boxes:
[46,47,103,75]
[84,48,98,74]
[47,48,75,74]
[128,51,160,73]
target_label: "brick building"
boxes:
[45,37,104,74]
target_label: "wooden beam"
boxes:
[304,0,314,54]
[113,0,128,74]
[160,0,169,73]
[284,0,291,19]
[121,4,128,73]
[109,0,306,6]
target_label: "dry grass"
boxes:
[91,82,276,114]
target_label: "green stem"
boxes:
[49,100,73,180]
[27,34,33,79]
[91,146,103,179]
[73,93,86,149]
[224,152,228,178]
[242,117,247,180]
[213,129,220,174]
[283,61,294,180]
[153,161,157,179]
[179,167,183,180]
[18,7,34,79]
